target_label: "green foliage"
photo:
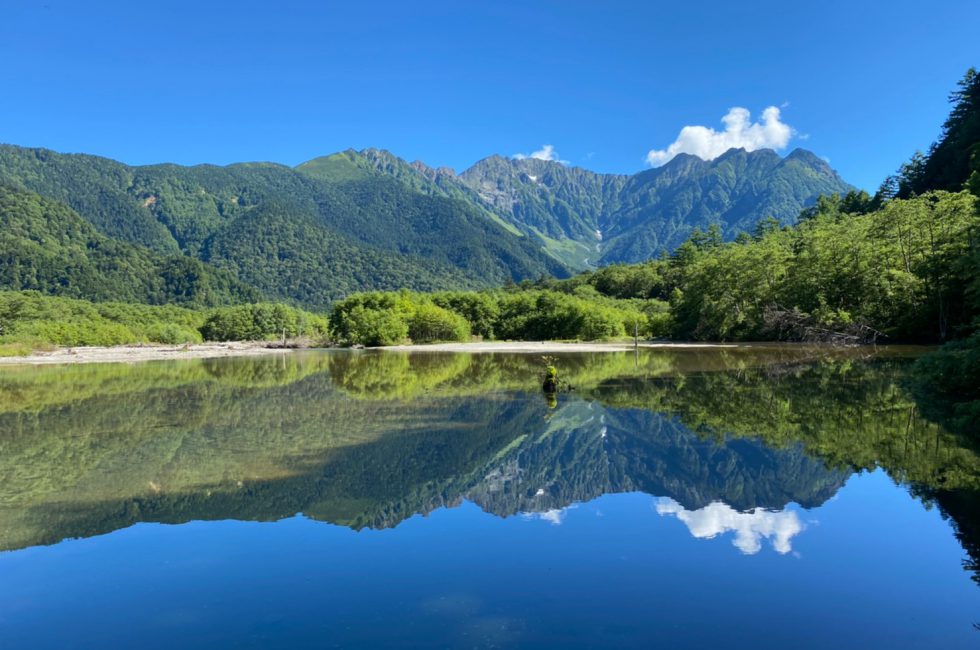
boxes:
[330,288,653,344]
[331,293,469,346]
[330,292,412,346]
[199,303,329,342]
[340,306,410,346]
[0,291,326,348]
[897,68,980,198]
[551,191,978,343]
[143,323,204,345]
[493,291,628,341]
[407,303,470,344]
[0,145,571,309]
[430,291,500,339]
[0,185,259,307]
[0,291,203,346]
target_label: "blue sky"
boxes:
[3,1,978,190]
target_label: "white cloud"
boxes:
[646,106,795,166]
[514,144,568,164]
[655,498,804,555]
[521,504,578,526]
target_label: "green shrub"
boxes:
[0,342,33,357]
[340,306,409,346]
[200,303,328,341]
[408,303,470,343]
[14,319,136,346]
[144,323,203,345]
[431,291,499,339]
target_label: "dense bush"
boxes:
[0,291,329,351]
[407,303,470,344]
[200,303,329,342]
[143,323,203,345]
[330,293,470,346]
[339,305,410,346]
[431,291,499,339]
[536,191,978,343]
[330,288,651,344]
[13,319,136,347]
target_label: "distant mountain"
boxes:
[459,155,628,267]
[0,142,852,307]
[457,147,854,267]
[304,145,852,271]
[0,145,569,308]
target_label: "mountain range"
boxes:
[0,143,852,308]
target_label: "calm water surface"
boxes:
[0,346,977,648]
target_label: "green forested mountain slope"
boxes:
[0,186,259,306]
[293,152,569,283]
[600,148,853,262]
[200,199,485,308]
[0,145,571,308]
[456,147,853,266]
[460,155,627,267]
[0,140,853,307]
[0,146,179,252]
[321,146,850,271]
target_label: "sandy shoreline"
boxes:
[0,339,902,366]
[0,342,295,366]
[378,341,744,353]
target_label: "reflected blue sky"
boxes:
[1,350,977,647]
[1,471,976,649]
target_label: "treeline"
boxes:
[328,289,668,346]
[541,190,977,343]
[0,291,328,355]
[535,69,980,346]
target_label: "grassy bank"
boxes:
[0,291,329,355]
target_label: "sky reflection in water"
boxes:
[0,347,977,648]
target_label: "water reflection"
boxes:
[655,498,804,554]
[0,347,977,584]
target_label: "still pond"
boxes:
[0,346,977,648]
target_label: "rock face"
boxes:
[455,147,853,268]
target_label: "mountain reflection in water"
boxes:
[0,346,976,583]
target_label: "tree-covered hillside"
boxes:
[0,186,259,307]
[0,145,572,308]
[0,137,856,304]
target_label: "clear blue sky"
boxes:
[3,1,978,190]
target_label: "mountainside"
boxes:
[460,155,628,267]
[457,148,854,266]
[0,185,258,307]
[0,145,569,308]
[0,142,852,307]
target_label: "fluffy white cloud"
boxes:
[521,503,578,526]
[646,106,795,166]
[655,498,804,555]
[514,144,567,164]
